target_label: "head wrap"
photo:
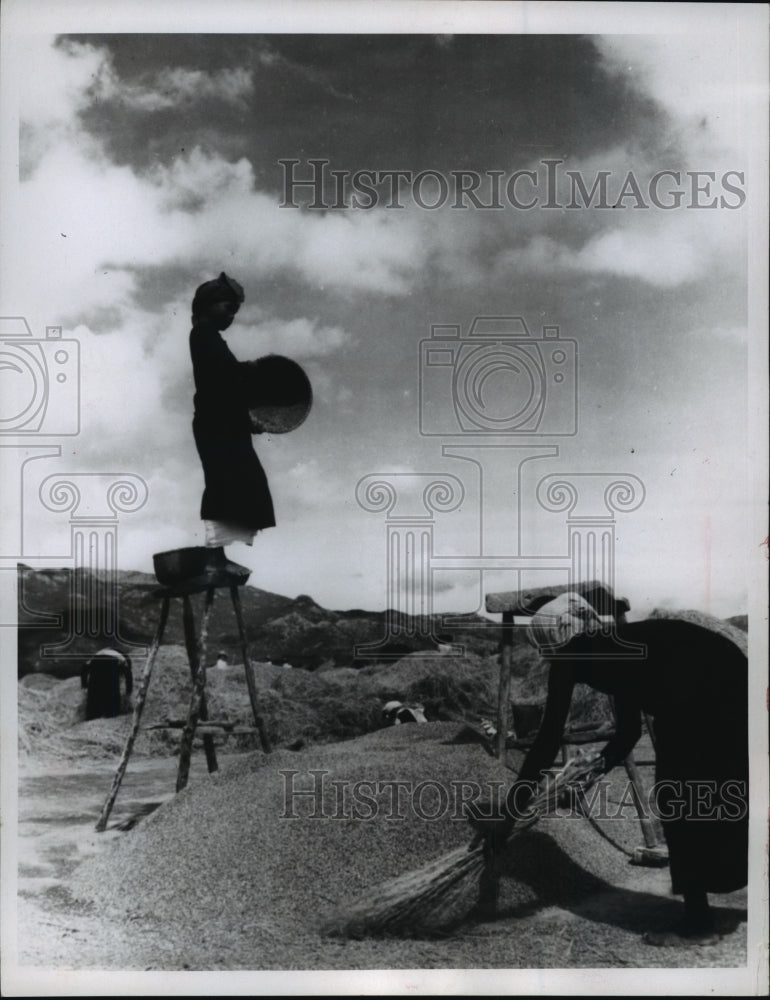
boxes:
[192,272,245,318]
[526,592,602,650]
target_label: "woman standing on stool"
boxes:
[189,273,275,564]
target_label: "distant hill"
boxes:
[16,565,502,677]
[17,566,750,759]
[17,565,749,680]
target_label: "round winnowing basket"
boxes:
[244,354,312,434]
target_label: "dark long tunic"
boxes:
[517,619,748,895]
[190,320,275,532]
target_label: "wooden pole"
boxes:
[496,612,514,760]
[176,587,215,792]
[607,695,665,848]
[622,752,665,848]
[230,584,272,753]
[182,594,218,774]
[95,596,170,832]
[643,711,657,751]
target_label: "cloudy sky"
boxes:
[1,4,766,619]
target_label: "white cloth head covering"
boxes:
[526,591,602,650]
[94,647,127,661]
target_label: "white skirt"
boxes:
[204,520,256,548]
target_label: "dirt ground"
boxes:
[7,721,751,995]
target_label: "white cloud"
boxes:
[255,41,354,102]
[491,143,747,288]
[100,65,255,111]
[283,458,325,505]
[495,225,707,288]
[53,138,428,295]
[4,32,758,617]
[150,148,256,211]
[70,303,193,463]
[573,226,701,287]
[227,313,350,360]
[20,38,104,134]
[8,138,169,334]
[13,34,758,311]
[596,34,759,163]
[13,37,434,326]
[482,34,756,292]
[279,205,429,295]
[24,37,254,118]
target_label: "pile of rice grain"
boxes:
[646,608,748,656]
[68,722,645,970]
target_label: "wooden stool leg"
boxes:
[182,594,218,774]
[496,612,514,760]
[95,596,170,832]
[176,587,215,792]
[608,695,664,849]
[230,584,272,753]
[622,753,665,848]
[643,711,658,752]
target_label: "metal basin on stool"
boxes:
[153,547,250,592]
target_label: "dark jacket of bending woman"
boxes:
[474,613,748,941]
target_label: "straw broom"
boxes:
[322,751,603,938]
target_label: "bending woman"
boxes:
[469,596,749,944]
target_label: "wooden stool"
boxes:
[95,564,271,832]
